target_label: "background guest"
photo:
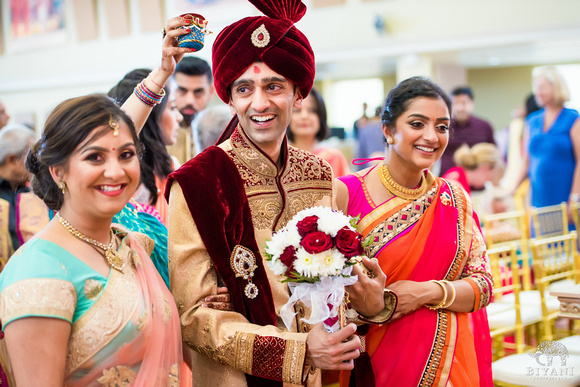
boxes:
[442,142,504,196]
[193,105,232,152]
[440,86,496,175]
[514,66,580,215]
[168,57,215,163]
[0,124,37,262]
[288,88,350,177]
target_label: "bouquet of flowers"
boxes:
[265,206,366,332]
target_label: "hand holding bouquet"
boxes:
[265,207,367,332]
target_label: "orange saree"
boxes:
[339,170,492,386]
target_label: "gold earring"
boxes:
[387,137,394,145]
[58,181,67,194]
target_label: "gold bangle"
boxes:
[441,280,456,308]
[426,280,447,310]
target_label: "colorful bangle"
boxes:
[134,80,165,107]
[441,280,456,308]
[426,280,447,310]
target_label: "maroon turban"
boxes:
[212,0,315,103]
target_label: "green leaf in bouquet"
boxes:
[362,234,374,247]
[349,214,361,229]
[281,271,320,284]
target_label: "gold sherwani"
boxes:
[168,127,334,386]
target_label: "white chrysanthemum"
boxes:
[266,258,288,276]
[317,210,353,236]
[266,229,301,257]
[294,248,317,277]
[312,249,347,277]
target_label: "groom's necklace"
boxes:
[378,164,427,201]
[58,215,124,273]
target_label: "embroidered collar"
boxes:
[230,125,288,178]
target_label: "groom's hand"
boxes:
[346,257,386,317]
[305,323,360,370]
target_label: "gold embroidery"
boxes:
[97,365,137,386]
[228,127,333,232]
[169,363,180,387]
[83,279,103,300]
[234,331,255,374]
[0,278,76,324]
[194,334,237,368]
[366,186,437,257]
[66,248,140,376]
[283,339,307,384]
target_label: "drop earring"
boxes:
[58,181,67,194]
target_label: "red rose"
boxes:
[335,227,364,258]
[279,245,296,268]
[296,215,319,238]
[300,231,332,254]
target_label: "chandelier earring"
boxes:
[58,181,67,194]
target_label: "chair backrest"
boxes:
[483,210,531,290]
[530,202,569,239]
[531,231,578,291]
[571,201,580,232]
[488,244,522,339]
[488,244,521,302]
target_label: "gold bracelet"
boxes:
[441,280,456,308]
[426,280,447,310]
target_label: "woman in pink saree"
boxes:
[337,77,493,386]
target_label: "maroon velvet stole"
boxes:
[166,146,282,387]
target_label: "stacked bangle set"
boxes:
[134,80,166,107]
[426,279,456,310]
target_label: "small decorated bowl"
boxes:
[177,13,211,52]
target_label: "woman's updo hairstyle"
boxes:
[453,142,503,171]
[26,94,140,211]
[381,76,452,134]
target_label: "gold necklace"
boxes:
[58,215,124,273]
[378,164,427,200]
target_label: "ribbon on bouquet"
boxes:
[280,266,358,332]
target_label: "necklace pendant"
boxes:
[105,249,125,273]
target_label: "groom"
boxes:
[167,1,394,385]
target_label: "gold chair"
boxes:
[530,202,569,239]
[483,210,531,290]
[531,231,579,342]
[570,201,580,233]
[487,244,541,359]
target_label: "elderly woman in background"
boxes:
[0,17,191,385]
[515,66,580,216]
[336,77,493,386]
[288,88,350,177]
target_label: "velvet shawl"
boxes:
[166,146,277,328]
[212,0,315,103]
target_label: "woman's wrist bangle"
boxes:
[441,280,456,308]
[426,280,447,310]
[570,193,580,203]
